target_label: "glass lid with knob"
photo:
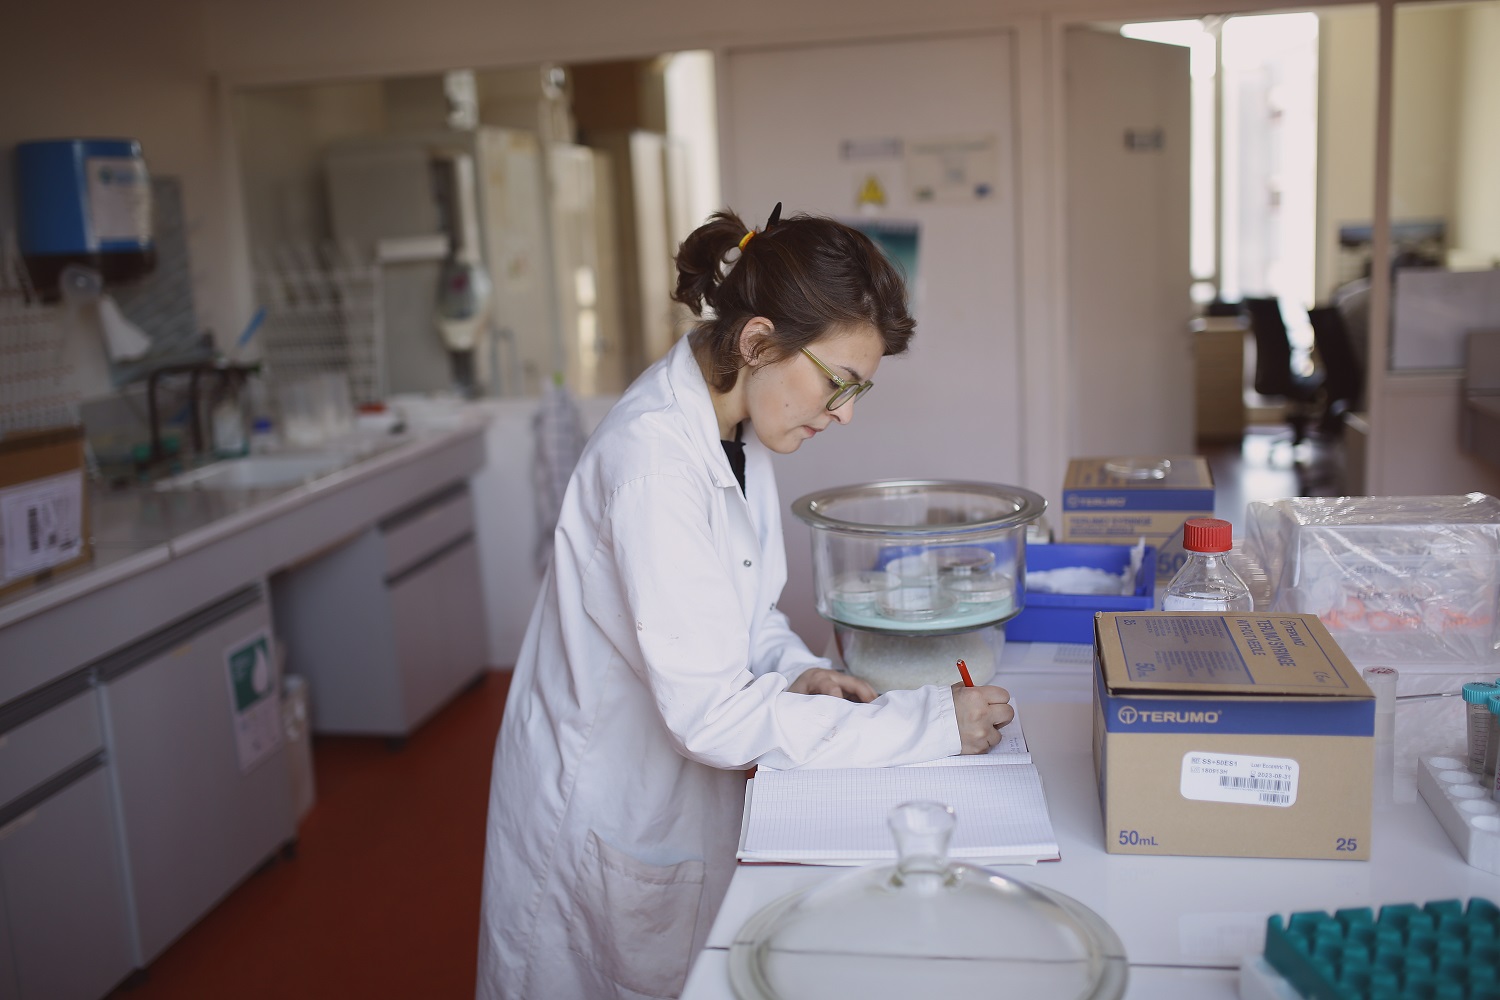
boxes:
[729,801,1128,1000]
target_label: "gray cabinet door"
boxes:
[389,548,447,728]
[390,537,488,729]
[0,766,134,1000]
[437,539,488,691]
[0,870,15,1000]
[102,598,295,962]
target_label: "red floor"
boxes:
[113,670,511,1000]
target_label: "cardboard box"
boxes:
[0,426,91,599]
[1059,456,1214,585]
[1092,611,1373,861]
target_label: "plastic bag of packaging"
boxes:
[1244,494,1500,667]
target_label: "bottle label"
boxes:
[1181,751,1298,807]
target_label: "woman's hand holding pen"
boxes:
[952,683,1015,753]
[953,661,1013,753]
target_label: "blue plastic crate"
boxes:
[1006,543,1156,644]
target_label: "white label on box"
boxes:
[1181,751,1298,807]
[0,471,84,583]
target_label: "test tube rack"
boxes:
[1417,757,1500,876]
[1248,898,1500,999]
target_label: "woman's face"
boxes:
[744,324,885,454]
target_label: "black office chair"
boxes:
[1242,296,1324,445]
[1307,305,1364,432]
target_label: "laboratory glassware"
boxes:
[728,801,1128,1000]
[1161,518,1253,612]
[791,480,1046,636]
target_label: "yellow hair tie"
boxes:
[738,230,755,252]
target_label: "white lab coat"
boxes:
[477,336,960,1000]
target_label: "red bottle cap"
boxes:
[1181,517,1233,553]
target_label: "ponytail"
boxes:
[671,210,748,317]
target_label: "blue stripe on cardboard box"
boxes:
[1094,669,1375,737]
[1062,488,1214,513]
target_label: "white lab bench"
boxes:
[682,642,1500,1000]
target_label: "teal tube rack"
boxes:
[1264,899,1500,1000]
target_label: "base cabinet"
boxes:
[99,587,295,963]
[276,483,488,737]
[0,765,134,1000]
[0,681,133,1000]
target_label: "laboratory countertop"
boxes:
[0,417,488,631]
[684,645,1499,1000]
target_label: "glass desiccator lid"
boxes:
[729,802,1128,1000]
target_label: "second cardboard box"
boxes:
[1092,611,1373,861]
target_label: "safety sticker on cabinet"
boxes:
[1181,751,1298,807]
[224,628,283,773]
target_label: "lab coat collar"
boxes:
[664,334,742,494]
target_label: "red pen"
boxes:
[956,658,974,687]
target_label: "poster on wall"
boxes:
[847,220,921,300]
[224,627,282,773]
[906,135,999,203]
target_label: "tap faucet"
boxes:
[147,360,260,466]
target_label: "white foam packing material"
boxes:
[1416,755,1500,875]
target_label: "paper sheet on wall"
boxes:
[906,134,999,203]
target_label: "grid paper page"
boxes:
[740,762,1058,864]
[755,702,1028,774]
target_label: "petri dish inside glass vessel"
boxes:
[730,801,1128,1000]
[942,570,1015,611]
[830,570,900,614]
[931,545,997,577]
[878,583,958,622]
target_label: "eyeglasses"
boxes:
[801,348,874,411]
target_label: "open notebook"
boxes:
[738,702,1059,866]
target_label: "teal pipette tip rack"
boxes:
[1263,899,1500,999]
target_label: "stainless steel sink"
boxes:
[153,453,352,491]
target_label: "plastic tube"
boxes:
[1464,682,1498,774]
[1485,696,1500,784]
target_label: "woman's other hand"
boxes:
[788,668,878,703]
[952,683,1015,754]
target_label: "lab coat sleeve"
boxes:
[581,473,959,771]
[744,606,825,684]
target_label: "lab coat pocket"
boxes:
[570,830,706,999]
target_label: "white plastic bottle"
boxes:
[1161,517,1253,611]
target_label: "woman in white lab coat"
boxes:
[476,206,1015,1000]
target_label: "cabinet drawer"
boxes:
[382,486,475,580]
[0,687,102,809]
[0,765,135,1000]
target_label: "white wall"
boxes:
[1063,28,1193,459]
[1389,5,1463,227]
[1454,3,1500,261]
[722,33,1025,645]
[1315,6,1377,301]
[0,0,235,397]
[233,81,387,254]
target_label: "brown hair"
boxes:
[672,207,915,392]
